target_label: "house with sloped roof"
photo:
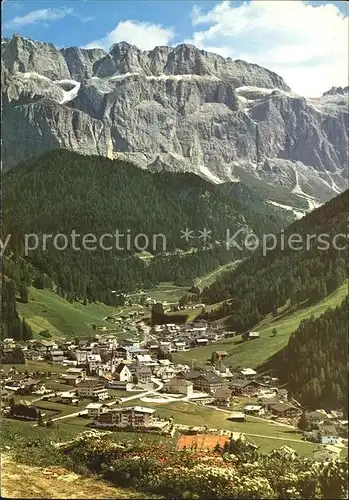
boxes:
[18,378,42,394]
[317,425,341,445]
[213,387,231,406]
[212,363,233,378]
[50,350,64,364]
[230,411,245,422]
[163,378,193,397]
[87,354,102,373]
[114,363,133,383]
[313,444,342,462]
[76,379,109,400]
[134,365,152,384]
[276,388,288,400]
[179,369,202,381]
[305,410,327,426]
[269,402,300,418]
[66,367,86,377]
[244,404,265,416]
[240,368,257,378]
[242,331,260,341]
[31,340,58,352]
[60,391,79,404]
[85,402,108,418]
[60,373,82,386]
[230,379,261,396]
[135,354,157,366]
[259,397,280,409]
[194,371,225,394]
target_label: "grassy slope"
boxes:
[233,166,310,209]
[141,282,190,303]
[131,259,242,304]
[1,455,155,499]
[51,400,319,457]
[16,287,121,338]
[173,281,348,369]
[113,398,319,457]
[3,360,69,374]
[195,260,243,290]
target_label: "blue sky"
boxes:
[2,1,348,96]
[3,0,202,48]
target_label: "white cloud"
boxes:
[186,0,348,97]
[84,20,175,51]
[77,15,95,24]
[4,7,74,28]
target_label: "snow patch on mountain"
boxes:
[235,86,301,100]
[107,73,222,82]
[109,72,139,81]
[146,74,221,82]
[20,72,52,82]
[267,200,306,220]
[235,86,276,96]
[57,79,81,104]
[199,165,223,184]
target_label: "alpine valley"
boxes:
[1,28,348,500]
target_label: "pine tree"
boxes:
[297,412,310,431]
[19,282,29,303]
[22,319,33,341]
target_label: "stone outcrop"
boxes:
[2,35,348,204]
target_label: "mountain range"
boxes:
[2,34,348,208]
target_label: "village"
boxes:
[1,307,348,463]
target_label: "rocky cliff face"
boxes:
[2,34,348,205]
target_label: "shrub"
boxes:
[106,456,161,487]
[39,329,52,338]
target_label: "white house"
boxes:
[95,406,157,428]
[135,354,156,365]
[60,391,79,404]
[173,342,186,352]
[241,368,257,378]
[163,378,193,397]
[114,363,133,382]
[244,404,265,416]
[50,350,64,364]
[76,380,109,401]
[87,354,102,373]
[66,367,86,378]
[196,338,209,346]
[159,341,172,350]
[60,374,81,386]
[62,360,78,367]
[85,402,107,418]
[74,350,88,365]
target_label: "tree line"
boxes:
[279,297,348,412]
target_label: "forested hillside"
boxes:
[1,279,33,341]
[281,297,348,412]
[2,150,289,307]
[202,189,348,331]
